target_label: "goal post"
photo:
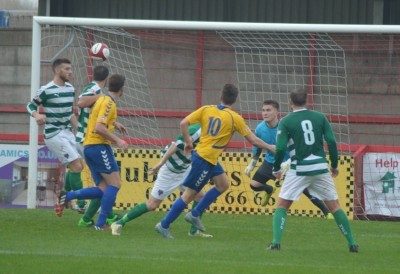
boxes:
[27,20,41,209]
[28,17,400,221]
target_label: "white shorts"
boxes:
[151,164,191,200]
[45,129,81,165]
[279,169,338,201]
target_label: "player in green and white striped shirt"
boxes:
[72,66,121,226]
[27,58,84,196]
[111,123,212,238]
[75,66,109,152]
[74,82,103,144]
[72,66,110,216]
[269,88,358,253]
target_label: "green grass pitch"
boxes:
[0,207,398,273]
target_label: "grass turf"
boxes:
[0,207,399,273]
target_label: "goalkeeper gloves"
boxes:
[273,160,291,178]
[245,159,257,177]
[280,160,291,176]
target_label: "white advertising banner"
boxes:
[363,153,400,217]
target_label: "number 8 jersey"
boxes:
[185,104,252,165]
[274,109,338,176]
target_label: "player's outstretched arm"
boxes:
[149,142,179,175]
[244,133,275,153]
[180,118,193,154]
[77,94,102,108]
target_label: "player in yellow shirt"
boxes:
[156,83,275,238]
[55,74,128,230]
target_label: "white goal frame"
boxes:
[28,16,400,209]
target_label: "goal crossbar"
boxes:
[33,16,400,33]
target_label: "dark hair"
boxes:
[221,84,238,105]
[52,58,71,72]
[93,65,109,81]
[263,99,279,110]
[290,88,308,106]
[108,74,125,92]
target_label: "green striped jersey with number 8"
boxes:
[273,109,338,176]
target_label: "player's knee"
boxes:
[146,199,160,211]
[110,181,121,188]
[69,165,83,172]
[194,191,204,201]
[69,159,83,172]
[250,184,260,192]
[97,183,107,192]
[277,198,292,209]
[250,181,268,192]
[215,182,229,193]
[326,200,340,213]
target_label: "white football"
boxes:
[89,43,110,61]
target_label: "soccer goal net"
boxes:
[28,17,400,221]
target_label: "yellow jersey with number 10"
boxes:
[186,105,252,165]
[84,95,117,146]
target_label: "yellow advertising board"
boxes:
[82,149,354,219]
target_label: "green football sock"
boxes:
[68,171,86,209]
[189,200,200,234]
[272,207,287,245]
[107,210,116,219]
[64,172,71,191]
[82,199,101,222]
[118,202,149,226]
[333,209,357,247]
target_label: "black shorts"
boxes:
[252,160,276,185]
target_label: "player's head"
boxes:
[262,99,279,124]
[290,88,307,107]
[221,84,238,105]
[52,58,72,82]
[93,65,109,82]
[108,74,125,96]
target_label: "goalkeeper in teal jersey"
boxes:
[245,100,333,218]
[268,88,358,253]
[111,124,212,237]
